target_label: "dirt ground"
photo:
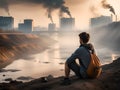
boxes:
[0,58,120,90]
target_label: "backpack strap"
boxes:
[80,44,94,54]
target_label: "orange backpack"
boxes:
[87,53,102,78]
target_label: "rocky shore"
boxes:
[0,57,120,90]
[0,31,55,68]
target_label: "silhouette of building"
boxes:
[18,19,33,33]
[48,23,56,31]
[0,16,14,30]
[60,17,75,31]
[90,16,112,28]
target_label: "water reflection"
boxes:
[112,53,120,61]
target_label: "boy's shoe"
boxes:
[60,78,71,86]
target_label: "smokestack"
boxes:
[111,14,117,22]
[116,15,117,22]
[101,0,116,15]
[111,14,113,21]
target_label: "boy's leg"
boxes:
[61,62,71,85]
[61,61,81,85]
[65,62,70,78]
[67,61,81,77]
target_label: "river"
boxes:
[0,32,119,82]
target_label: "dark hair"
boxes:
[79,32,90,43]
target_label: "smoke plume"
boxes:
[0,0,10,15]
[48,9,54,23]
[60,6,72,18]
[101,0,115,15]
[0,0,72,20]
[28,0,72,21]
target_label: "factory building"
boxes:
[18,19,33,33]
[90,16,112,28]
[48,23,56,31]
[60,17,75,31]
[0,16,14,30]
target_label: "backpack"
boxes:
[87,53,102,78]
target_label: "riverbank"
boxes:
[0,32,55,68]
[0,57,120,90]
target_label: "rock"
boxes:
[47,74,54,80]
[10,80,23,84]
[17,76,34,80]
[3,74,5,77]
[40,77,48,83]
[4,78,13,81]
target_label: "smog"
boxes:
[0,0,72,22]
[101,0,116,15]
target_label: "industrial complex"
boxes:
[0,14,118,33]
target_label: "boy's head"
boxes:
[79,32,90,44]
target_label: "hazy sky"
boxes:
[0,0,120,29]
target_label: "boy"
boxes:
[62,32,95,85]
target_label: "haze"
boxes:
[0,0,120,29]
